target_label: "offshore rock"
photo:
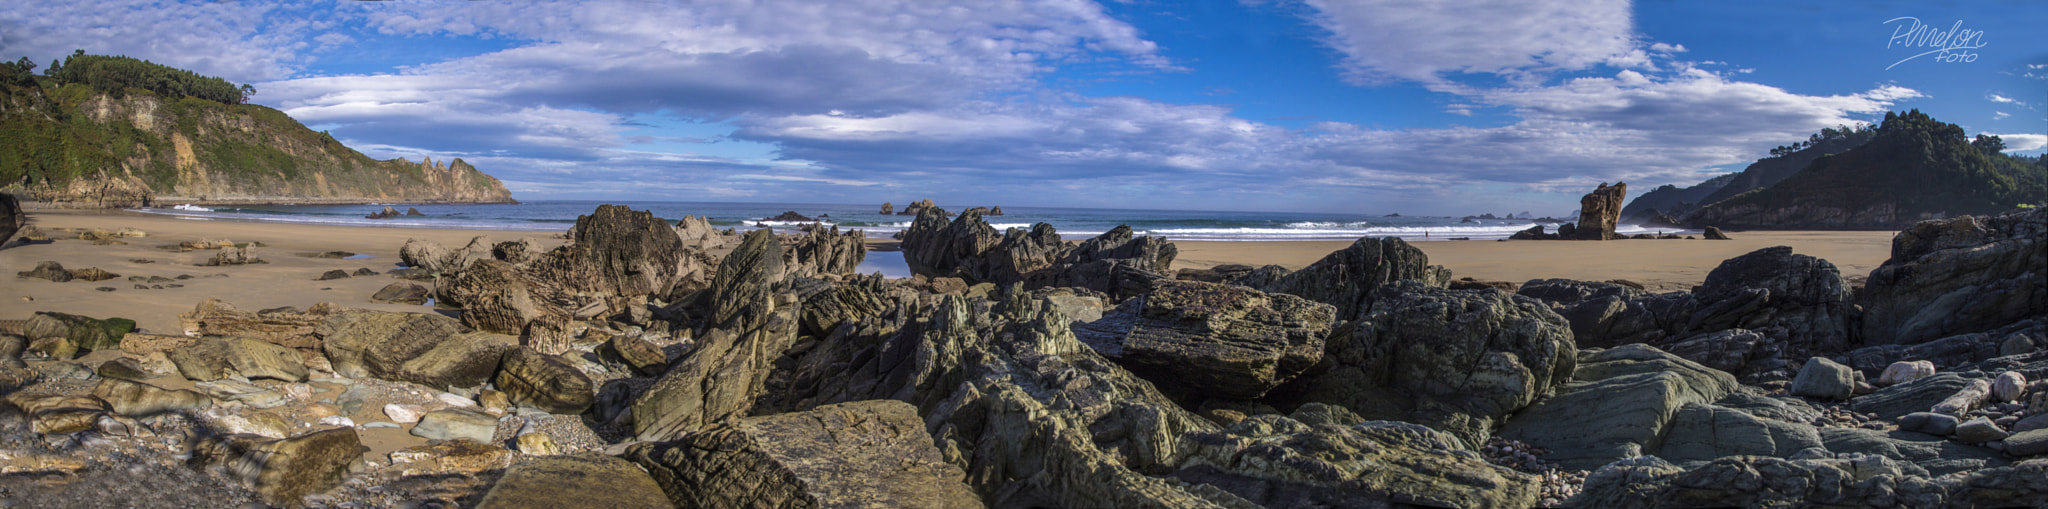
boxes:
[189,427,365,508]
[1175,417,1539,508]
[476,455,671,509]
[625,400,984,509]
[1500,344,1740,470]
[1260,237,1448,321]
[1076,280,1335,400]
[1283,281,1575,447]
[1863,208,2047,345]
[1570,182,1627,240]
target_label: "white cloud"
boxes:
[0,0,330,82]
[1995,133,2047,152]
[1301,0,1639,83]
[1995,111,2011,119]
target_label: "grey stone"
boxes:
[1790,356,1855,400]
[1896,412,1960,436]
[1500,344,1739,470]
[1260,237,1446,321]
[1851,372,1978,419]
[2005,429,2048,456]
[1863,208,2047,346]
[1656,403,1823,463]
[1075,279,1335,400]
[1174,418,1539,508]
[1954,417,2011,443]
[410,408,500,443]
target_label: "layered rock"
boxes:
[784,224,866,278]
[1280,281,1576,447]
[1175,415,1540,508]
[189,427,366,507]
[1076,280,1336,400]
[901,207,1175,299]
[1862,208,2046,346]
[1577,454,2047,508]
[633,229,797,439]
[178,298,339,349]
[494,348,594,414]
[317,310,514,389]
[1571,182,1627,240]
[1258,237,1448,321]
[626,400,984,509]
[1688,246,1857,363]
[476,455,672,509]
[1499,344,1740,470]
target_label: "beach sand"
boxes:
[4,209,1901,335]
[1176,230,1900,292]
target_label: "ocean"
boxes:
[130,200,1686,242]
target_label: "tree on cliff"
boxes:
[38,51,250,105]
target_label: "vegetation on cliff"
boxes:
[1622,123,1876,222]
[1682,110,2045,228]
[0,52,513,205]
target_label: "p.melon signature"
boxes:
[1884,17,1986,70]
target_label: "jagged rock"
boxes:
[484,238,536,264]
[674,215,737,250]
[91,378,210,416]
[605,334,667,377]
[900,207,1175,299]
[411,408,500,443]
[1569,182,1626,240]
[897,198,937,216]
[626,400,984,509]
[200,245,263,266]
[23,312,134,356]
[67,266,119,281]
[1176,417,1539,508]
[477,455,671,509]
[1864,208,2047,346]
[785,224,866,277]
[191,427,365,507]
[317,310,514,388]
[1791,356,1856,400]
[1852,372,1979,419]
[1500,344,1740,470]
[1260,237,1447,321]
[1688,246,1857,361]
[1955,417,2010,443]
[166,336,308,382]
[1703,226,1731,239]
[523,204,698,318]
[370,282,430,304]
[178,298,338,349]
[1897,412,1961,435]
[633,228,797,438]
[1285,281,1575,447]
[17,261,73,282]
[878,202,893,215]
[1879,360,1938,386]
[796,274,891,338]
[1076,280,1335,400]
[494,348,594,414]
[440,259,551,334]
[1516,279,1676,348]
[315,269,349,281]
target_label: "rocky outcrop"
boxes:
[494,348,594,414]
[1259,237,1448,321]
[1076,280,1337,400]
[760,210,817,223]
[626,400,984,509]
[900,207,1175,299]
[0,193,19,247]
[1176,416,1540,508]
[189,427,366,507]
[439,259,550,335]
[1577,454,2047,508]
[879,202,893,214]
[1499,344,1740,470]
[317,310,515,389]
[1571,182,1627,240]
[1281,281,1576,447]
[524,204,698,316]
[784,224,866,277]
[476,455,672,509]
[633,229,797,439]
[1862,208,2046,346]
[1517,279,1686,348]
[896,198,938,216]
[1689,246,1857,365]
[178,298,338,349]
[674,215,738,250]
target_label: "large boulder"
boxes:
[494,348,594,414]
[91,378,211,416]
[1260,237,1448,321]
[1076,280,1336,400]
[1280,281,1576,447]
[439,259,552,334]
[476,455,671,509]
[1569,182,1627,240]
[189,427,366,507]
[674,214,738,250]
[1175,416,1540,508]
[1687,246,1857,362]
[165,336,309,382]
[1862,208,2047,345]
[1499,344,1741,470]
[317,310,514,388]
[528,204,693,303]
[22,312,135,357]
[626,400,984,509]
[177,298,339,349]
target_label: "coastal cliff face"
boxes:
[1,83,514,206]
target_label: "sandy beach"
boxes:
[7,208,1900,335]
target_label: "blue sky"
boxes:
[2,0,2042,215]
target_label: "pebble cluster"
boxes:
[1811,405,1885,430]
[1481,436,1586,507]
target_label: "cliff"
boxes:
[0,78,514,207]
[1683,110,2045,229]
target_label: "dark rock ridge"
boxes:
[0,193,21,247]
[900,206,1175,299]
[1861,207,2045,346]
[1077,280,1337,400]
[1255,237,1448,321]
[760,210,817,223]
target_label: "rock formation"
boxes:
[1257,237,1448,321]
[1571,182,1626,240]
[784,224,866,278]
[879,202,893,214]
[1861,207,2045,346]
[897,198,938,216]
[1076,280,1337,400]
[900,207,1175,299]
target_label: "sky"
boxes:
[2,0,2043,215]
